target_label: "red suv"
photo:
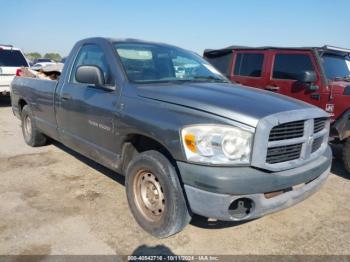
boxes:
[204,45,350,172]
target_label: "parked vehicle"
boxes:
[32,58,55,64]
[30,61,64,71]
[11,38,331,238]
[204,45,350,173]
[0,44,29,95]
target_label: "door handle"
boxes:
[265,85,280,91]
[61,93,72,100]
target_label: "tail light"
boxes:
[16,69,23,77]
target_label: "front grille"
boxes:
[266,118,328,165]
[266,144,302,164]
[252,112,329,171]
[312,137,323,153]
[314,118,327,133]
[269,120,304,142]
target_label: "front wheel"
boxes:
[125,150,191,238]
[342,139,350,174]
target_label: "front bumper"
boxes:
[178,146,332,221]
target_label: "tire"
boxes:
[21,105,47,147]
[125,150,191,238]
[342,138,350,173]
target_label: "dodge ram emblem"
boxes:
[308,136,314,146]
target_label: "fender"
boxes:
[331,108,350,140]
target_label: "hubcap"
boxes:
[134,170,165,222]
[24,115,32,139]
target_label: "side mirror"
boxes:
[294,71,317,83]
[76,65,105,86]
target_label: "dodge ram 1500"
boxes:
[11,37,332,238]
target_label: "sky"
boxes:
[1,0,350,57]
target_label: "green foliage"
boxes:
[43,53,62,62]
[26,52,41,61]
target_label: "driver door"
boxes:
[56,43,122,170]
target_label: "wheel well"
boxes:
[120,134,191,215]
[121,134,175,174]
[18,99,27,114]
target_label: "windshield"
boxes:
[322,54,350,80]
[0,50,28,67]
[114,43,228,84]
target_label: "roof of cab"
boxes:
[204,45,350,57]
[79,37,179,49]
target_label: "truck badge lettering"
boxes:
[88,120,111,132]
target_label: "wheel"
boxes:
[21,105,47,147]
[342,138,350,173]
[125,150,191,238]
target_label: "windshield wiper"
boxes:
[193,76,229,83]
[134,76,230,84]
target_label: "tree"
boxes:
[26,52,41,61]
[43,53,62,62]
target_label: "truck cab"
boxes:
[204,45,350,172]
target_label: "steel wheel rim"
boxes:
[133,169,165,222]
[24,115,32,139]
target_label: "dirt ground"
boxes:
[0,95,349,256]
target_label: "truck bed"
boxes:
[11,77,59,139]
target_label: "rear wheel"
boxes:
[21,105,47,147]
[125,150,191,238]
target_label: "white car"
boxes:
[31,62,58,71]
[0,45,29,95]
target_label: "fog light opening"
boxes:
[228,198,254,219]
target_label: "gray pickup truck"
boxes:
[11,37,332,238]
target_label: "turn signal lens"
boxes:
[184,134,196,152]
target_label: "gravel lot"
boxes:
[0,95,349,256]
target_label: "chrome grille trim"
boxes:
[314,117,327,133]
[312,137,323,153]
[251,108,330,172]
[269,120,304,141]
[266,143,302,164]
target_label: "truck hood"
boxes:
[137,82,314,127]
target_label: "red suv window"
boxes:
[272,54,315,80]
[234,53,264,77]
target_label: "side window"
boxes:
[234,53,264,77]
[70,44,112,84]
[273,54,314,80]
[205,53,232,77]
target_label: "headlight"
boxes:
[181,125,253,165]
